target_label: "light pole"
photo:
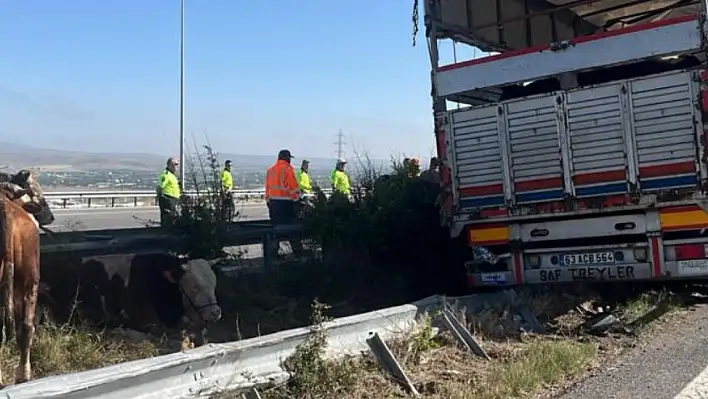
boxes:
[178,0,186,187]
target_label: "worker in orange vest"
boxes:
[265,149,303,254]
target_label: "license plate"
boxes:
[561,252,615,266]
[678,259,708,276]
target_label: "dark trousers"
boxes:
[268,199,296,224]
[267,199,303,254]
[158,195,179,227]
[222,192,235,221]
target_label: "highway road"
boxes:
[47,203,270,231]
[562,302,708,399]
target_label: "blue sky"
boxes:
[0,1,482,159]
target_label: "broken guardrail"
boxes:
[0,291,543,399]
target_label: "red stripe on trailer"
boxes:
[533,194,630,214]
[573,169,626,185]
[459,184,504,196]
[513,252,523,285]
[437,42,551,72]
[571,14,696,45]
[437,14,698,72]
[650,236,663,279]
[639,161,695,178]
[663,223,708,232]
[481,208,507,217]
[515,176,563,192]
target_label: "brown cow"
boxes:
[0,171,55,386]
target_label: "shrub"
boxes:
[303,152,468,297]
[169,144,239,259]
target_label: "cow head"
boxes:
[3,170,55,226]
[163,258,222,324]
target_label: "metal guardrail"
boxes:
[38,220,297,256]
[44,188,334,209]
[0,292,526,399]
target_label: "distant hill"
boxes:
[0,142,389,173]
[0,142,166,172]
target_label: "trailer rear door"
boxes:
[447,70,704,213]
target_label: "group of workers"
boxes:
[264,149,352,224]
[155,149,353,227]
[155,149,442,228]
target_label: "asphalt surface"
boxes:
[48,203,270,231]
[561,303,708,399]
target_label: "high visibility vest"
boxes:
[157,169,181,199]
[330,169,351,195]
[221,169,233,191]
[265,160,300,201]
[296,170,312,194]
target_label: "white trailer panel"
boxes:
[446,70,704,212]
[435,16,702,99]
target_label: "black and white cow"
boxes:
[40,252,222,345]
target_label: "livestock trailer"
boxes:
[424,0,708,287]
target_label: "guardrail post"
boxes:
[62,198,67,209]
[366,331,420,396]
[134,197,138,207]
[111,197,116,207]
[87,198,92,208]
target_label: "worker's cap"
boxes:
[337,158,347,164]
[302,159,310,164]
[277,149,294,160]
[224,160,232,166]
[167,157,179,165]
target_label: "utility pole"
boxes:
[178,0,186,187]
[334,129,346,160]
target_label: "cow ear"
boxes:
[22,201,42,214]
[181,262,190,271]
[162,270,178,284]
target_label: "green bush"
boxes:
[303,154,468,297]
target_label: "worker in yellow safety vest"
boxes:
[295,159,312,194]
[221,160,235,220]
[156,157,181,227]
[330,158,351,196]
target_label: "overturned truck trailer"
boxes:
[424,0,708,287]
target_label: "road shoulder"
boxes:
[557,303,708,399]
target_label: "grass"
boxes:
[209,284,692,399]
[0,318,161,383]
